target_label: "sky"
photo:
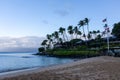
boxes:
[0,0,120,52]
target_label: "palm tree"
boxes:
[54,31,59,43]
[87,33,92,40]
[59,27,66,42]
[93,30,97,39]
[41,39,48,50]
[89,31,93,39]
[67,25,74,40]
[97,30,100,35]
[84,18,90,34]
[46,34,51,40]
[73,26,79,39]
[96,34,102,40]
[46,34,52,48]
[102,31,106,37]
[77,31,82,39]
[96,30,102,42]
[59,38,63,44]
[78,20,86,41]
[51,33,55,43]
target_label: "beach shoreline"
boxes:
[0,56,120,80]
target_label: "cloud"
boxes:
[54,10,69,17]
[0,36,45,52]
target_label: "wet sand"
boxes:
[0,56,120,80]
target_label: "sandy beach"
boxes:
[0,56,120,80]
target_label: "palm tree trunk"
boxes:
[44,45,46,51]
[87,24,89,40]
[65,32,69,41]
[63,34,66,42]
[79,35,81,39]
[87,24,89,34]
[71,34,74,40]
[82,26,86,41]
[76,33,78,39]
[82,26,87,46]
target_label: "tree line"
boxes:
[41,18,104,49]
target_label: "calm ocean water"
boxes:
[0,52,74,73]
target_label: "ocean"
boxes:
[0,52,74,73]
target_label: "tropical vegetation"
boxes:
[38,18,120,57]
[112,22,120,39]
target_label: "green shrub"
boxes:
[76,46,88,50]
[52,50,99,57]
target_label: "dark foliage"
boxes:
[38,47,45,52]
[112,22,120,39]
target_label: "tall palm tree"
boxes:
[84,18,90,34]
[67,25,74,40]
[46,34,52,48]
[78,20,86,41]
[59,27,66,42]
[73,26,79,39]
[54,31,59,43]
[51,33,55,43]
